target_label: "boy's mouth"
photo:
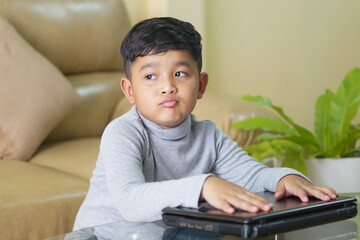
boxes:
[160,99,179,108]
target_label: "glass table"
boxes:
[46,193,359,240]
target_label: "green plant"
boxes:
[232,68,360,175]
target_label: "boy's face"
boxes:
[121,50,208,129]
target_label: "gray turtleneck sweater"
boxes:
[73,106,303,230]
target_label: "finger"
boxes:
[228,197,261,213]
[304,186,331,201]
[293,189,309,202]
[214,200,235,214]
[313,186,338,200]
[241,192,273,211]
[230,191,273,212]
[320,185,338,197]
[275,181,286,199]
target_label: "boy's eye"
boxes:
[175,71,186,77]
[145,74,156,80]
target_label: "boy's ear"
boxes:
[120,78,135,104]
[197,72,209,99]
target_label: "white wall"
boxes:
[205,0,360,130]
[122,0,360,130]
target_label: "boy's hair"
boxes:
[120,17,202,79]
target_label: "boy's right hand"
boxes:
[200,176,273,214]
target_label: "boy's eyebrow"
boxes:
[139,61,193,71]
[175,61,192,69]
[139,63,158,71]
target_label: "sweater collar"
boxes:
[136,107,191,141]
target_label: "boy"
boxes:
[73,17,337,230]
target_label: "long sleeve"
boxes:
[211,128,307,192]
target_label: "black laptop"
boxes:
[162,191,357,239]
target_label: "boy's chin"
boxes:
[139,109,190,129]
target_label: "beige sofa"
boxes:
[0,0,273,239]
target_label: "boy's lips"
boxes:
[160,99,179,108]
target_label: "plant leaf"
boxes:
[338,125,360,157]
[245,141,281,162]
[342,147,360,158]
[245,139,302,162]
[314,89,336,155]
[231,117,295,135]
[327,125,360,157]
[281,151,308,176]
[271,139,303,155]
[329,68,360,142]
[280,136,317,148]
[256,133,285,142]
[242,95,318,146]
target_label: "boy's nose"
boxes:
[161,78,177,95]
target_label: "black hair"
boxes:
[120,17,202,79]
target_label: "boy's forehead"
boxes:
[132,50,197,71]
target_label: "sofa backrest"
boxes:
[0,0,130,74]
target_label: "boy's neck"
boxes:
[135,106,192,140]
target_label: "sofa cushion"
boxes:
[0,16,81,161]
[31,138,100,180]
[0,0,131,74]
[0,160,89,240]
[46,72,125,142]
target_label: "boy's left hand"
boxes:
[275,174,338,202]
